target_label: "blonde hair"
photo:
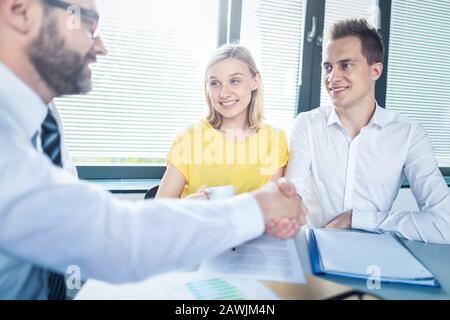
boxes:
[204,44,264,130]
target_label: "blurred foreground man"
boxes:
[0,0,307,299]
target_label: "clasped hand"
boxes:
[253,178,308,240]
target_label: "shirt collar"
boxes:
[326,102,392,129]
[368,103,392,128]
[326,105,343,127]
[0,62,48,140]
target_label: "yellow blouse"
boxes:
[167,119,288,197]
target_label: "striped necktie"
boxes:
[40,109,66,300]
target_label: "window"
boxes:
[239,0,307,136]
[385,0,450,167]
[55,0,449,174]
[56,0,218,165]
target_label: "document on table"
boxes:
[306,228,439,287]
[199,234,305,284]
[75,271,279,300]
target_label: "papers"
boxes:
[307,228,439,287]
[75,271,279,300]
[200,234,306,284]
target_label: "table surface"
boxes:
[286,228,450,300]
[75,228,450,300]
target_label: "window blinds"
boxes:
[386,0,450,167]
[240,0,307,136]
[55,0,218,164]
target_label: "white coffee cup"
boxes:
[207,185,235,199]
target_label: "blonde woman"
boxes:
[156,44,288,199]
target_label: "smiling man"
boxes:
[0,0,305,299]
[287,18,450,244]
[29,0,103,95]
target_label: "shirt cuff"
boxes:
[351,209,377,232]
[224,193,265,244]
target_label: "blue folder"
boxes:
[306,228,440,288]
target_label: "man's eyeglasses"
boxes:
[42,0,100,39]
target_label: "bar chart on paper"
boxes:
[186,278,246,300]
[75,272,279,300]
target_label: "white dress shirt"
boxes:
[0,63,264,299]
[287,104,450,244]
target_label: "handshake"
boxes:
[252,178,308,240]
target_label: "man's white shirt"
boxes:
[0,63,264,299]
[287,104,450,244]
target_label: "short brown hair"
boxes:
[328,18,384,65]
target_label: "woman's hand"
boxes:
[186,185,210,200]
